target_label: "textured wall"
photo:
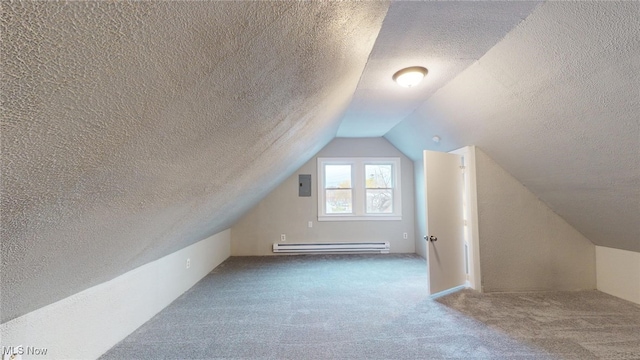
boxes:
[231,138,415,256]
[385,2,640,253]
[1,230,230,359]
[475,149,596,292]
[1,2,389,322]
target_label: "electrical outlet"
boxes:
[280,234,286,242]
[403,232,408,239]
[186,258,191,269]
[308,221,313,228]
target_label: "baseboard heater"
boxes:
[272,242,390,254]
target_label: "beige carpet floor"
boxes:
[101,254,640,359]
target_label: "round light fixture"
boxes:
[392,66,428,88]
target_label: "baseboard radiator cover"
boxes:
[272,242,390,254]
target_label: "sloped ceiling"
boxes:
[2,0,638,325]
[337,1,541,137]
[385,2,640,252]
[0,2,389,322]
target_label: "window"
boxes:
[318,157,401,221]
[324,164,353,214]
[365,164,393,214]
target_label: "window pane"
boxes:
[326,189,352,214]
[325,165,351,188]
[365,164,393,188]
[366,189,393,213]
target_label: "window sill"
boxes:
[318,215,402,222]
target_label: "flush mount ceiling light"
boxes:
[392,66,428,88]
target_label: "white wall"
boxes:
[413,160,427,259]
[0,230,231,360]
[475,148,596,292]
[231,138,415,255]
[596,246,640,305]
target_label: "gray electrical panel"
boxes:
[299,174,311,197]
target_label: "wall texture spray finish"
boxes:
[0,2,390,322]
[475,149,596,292]
[231,138,415,255]
[383,2,640,254]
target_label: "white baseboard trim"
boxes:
[0,229,231,360]
[596,246,640,305]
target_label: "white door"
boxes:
[423,150,466,296]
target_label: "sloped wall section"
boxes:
[475,149,596,292]
[1,2,390,322]
[385,2,640,254]
[1,230,230,360]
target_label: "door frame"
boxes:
[448,146,481,292]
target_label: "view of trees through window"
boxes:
[319,157,400,220]
[323,163,394,214]
[365,164,393,213]
[324,165,352,214]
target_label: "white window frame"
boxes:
[318,157,402,221]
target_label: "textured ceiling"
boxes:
[2,0,638,326]
[385,2,640,252]
[337,1,541,137]
[0,1,389,322]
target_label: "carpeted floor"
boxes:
[101,254,640,359]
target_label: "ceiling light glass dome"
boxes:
[393,66,428,88]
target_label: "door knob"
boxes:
[428,235,437,242]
